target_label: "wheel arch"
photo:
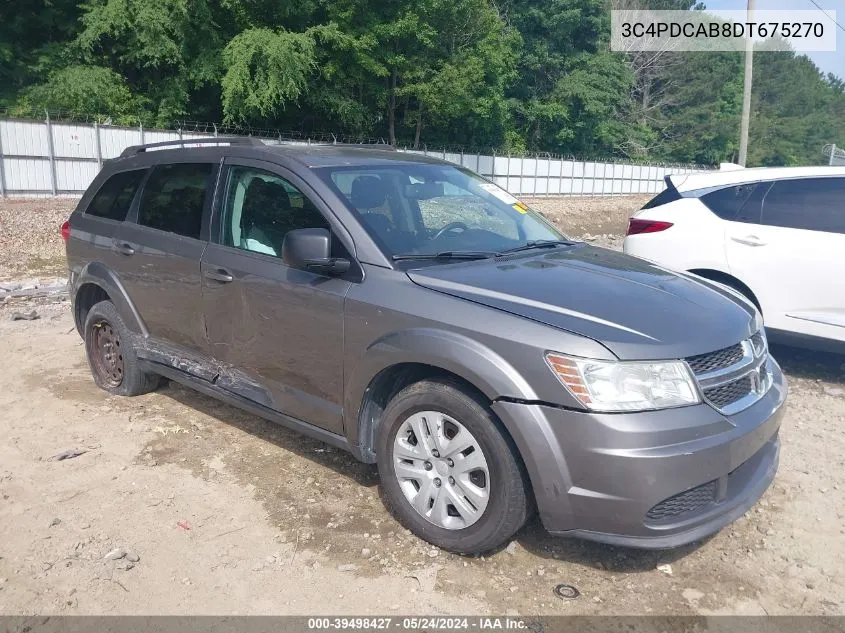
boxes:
[73,262,148,337]
[347,329,539,463]
[688,268,762,312]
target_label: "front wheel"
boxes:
[376,379,531,553]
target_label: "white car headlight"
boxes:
[545,353,701,412]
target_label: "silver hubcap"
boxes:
[392,411,490,530]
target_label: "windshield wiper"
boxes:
[392,250,496,261]
[496,239,576,256]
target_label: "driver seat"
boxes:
[350,176,396,244]
[240,179,291,256]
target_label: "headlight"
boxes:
[545,353,701,412]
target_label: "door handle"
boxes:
[113,242,135,256]
[730,235,767,247]
[204,268,234,283]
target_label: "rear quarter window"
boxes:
[701,183,763,222]
[84,169,147,221]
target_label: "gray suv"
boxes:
[65,138,786,553]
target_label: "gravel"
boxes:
[0,198,76,281]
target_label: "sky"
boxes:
[705,0,844,80]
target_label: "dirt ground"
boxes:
[0,196,844,616]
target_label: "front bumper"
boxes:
[492,358,786,549]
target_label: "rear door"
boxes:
[114,160,219,354]
[200,158,353,434]
[67,168,148,279]
[725,176,845,340]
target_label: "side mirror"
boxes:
[282,228,351,275]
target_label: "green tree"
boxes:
[0,0,82,108]
[220,28,316,122]
[655,51,744,165]
[74,0,225,124]
[748,51,844,166]
[15,65,139,122]
[504,0,635,156]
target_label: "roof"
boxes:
[669,165,845,193]
[264,144,451,168]
[116,138,454,169]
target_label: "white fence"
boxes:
[0,117,706,197]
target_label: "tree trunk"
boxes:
[640,76,651,125]
[413,104,423,149]
[387,71,397,145]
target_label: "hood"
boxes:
[406,245,757,360]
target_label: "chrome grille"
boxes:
[686,343,744,374]
[686,332,772,415]
[703,376,752,409]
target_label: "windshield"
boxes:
[318,163,565,258]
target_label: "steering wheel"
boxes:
[433,222,469,240]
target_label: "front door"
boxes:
[201,159,352,434]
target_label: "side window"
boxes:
[762,178,845,234]
[137,163,213,239]
[85,169,146,221]
[222,166,330,257]
[701,183,761,222]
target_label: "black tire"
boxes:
[376,378,531,554]
[83,300,159,396]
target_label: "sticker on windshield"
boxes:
[513,201,529,214]
[478,182,519,205]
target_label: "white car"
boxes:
[623,166,845,350]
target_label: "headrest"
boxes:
[350,175,387,210]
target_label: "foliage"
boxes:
[1,0,843,165]
[221,28,316,122]
[15,65,140,123]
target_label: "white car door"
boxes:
[725,176,845,342]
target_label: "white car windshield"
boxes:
[319,164,564,258]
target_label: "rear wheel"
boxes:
[84,300,159,396]
[376,378,531,553]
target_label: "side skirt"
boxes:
[140,359,363,459]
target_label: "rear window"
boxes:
[85,169,146,221]
[137,163,213,239]
[701,183,761,222]
[641,180,680,209]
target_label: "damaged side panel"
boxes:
[135,337,276,410]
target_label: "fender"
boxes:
[346,327,540,460]
[73,262,149,337]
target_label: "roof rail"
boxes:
[300,142,397,151]
[120,136,265,158]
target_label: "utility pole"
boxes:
[738,0,755,167]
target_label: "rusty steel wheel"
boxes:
[88,319,124,388]
[83,300,159,396]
